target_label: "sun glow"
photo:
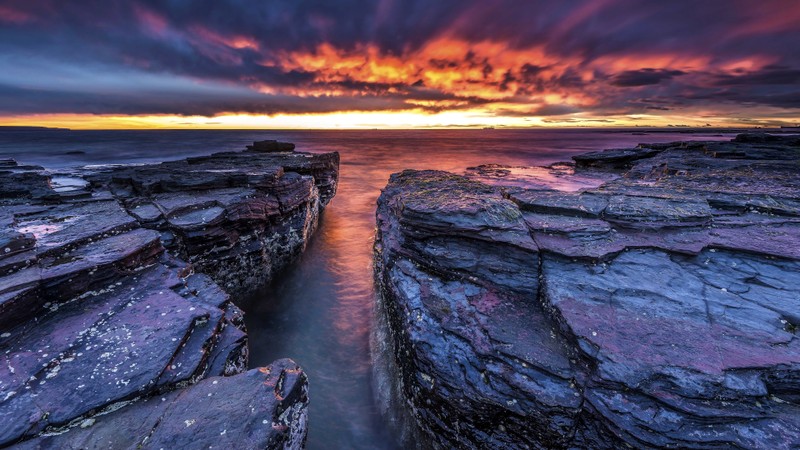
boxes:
[1,109,786,130]
[0,111,536,129]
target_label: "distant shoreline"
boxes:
[0,125,71,131]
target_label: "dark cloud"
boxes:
[611,69,686,87]
[0,83,414,116]
[0,0,798,119]
[711,66,800,86]
[541,118,615,124]
[497,104,582,117]
[675,89,800,110]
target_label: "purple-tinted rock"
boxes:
[542,249,800,448]
[0,143,335,447]
[732,132,800,145]
[572,147,662,169]
[82,148,339,296]
[378,170,539,297]
[0,169,54,200]
[15,360,308,449]
[375,133,800,448]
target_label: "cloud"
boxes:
[711,65,800,86]
[610,69,686,87]
[0,0,798,122]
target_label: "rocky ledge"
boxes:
[374,133,799,449]
[0,141,337,448]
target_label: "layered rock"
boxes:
[83,147,339,296]
[374,134,800,448]
[0,143,337,447]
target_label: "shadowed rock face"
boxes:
[374,134,800,449]
[0,145,338,447]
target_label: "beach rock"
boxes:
[14,360,308,449]
[0,143,336,447]
[732,132,800,145]
[375,134,800,449]
[572,147,662,169]
[84,147,339,296]
[0,163,53,200]
[246,140,296,153]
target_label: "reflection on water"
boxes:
[0,128,736,449]
[234,129,734,449]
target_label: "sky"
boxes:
[0,0,799,129]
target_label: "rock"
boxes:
[14,360,308,449]
[375,133,800,449]
[465,163,617,192]
[572,147,662,169]
[0,142,336,447]
[0,170,54,200]
[378,170,539,297]
[732,132,800,145]
[83,148,339,296]
[246,140,296,153]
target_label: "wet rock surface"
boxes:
[374,134,800,449]
[0,143,337,448]
[15,360,308,450]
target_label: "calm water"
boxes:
[0,128,737,449]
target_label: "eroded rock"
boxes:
[375,134,800,449]
[0,142,337,448]
[84,147,339,296]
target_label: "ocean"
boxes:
[0,128,738,449]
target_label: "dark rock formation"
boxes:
[82,149,339,296]
[572,147,661,169]
[0,143,338,447]
[375,134,800,449]
[246,140,297,153]
[733,132,800,145]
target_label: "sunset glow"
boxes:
[0,1,798,128]
[2,110,796,130]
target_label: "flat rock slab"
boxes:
[0,262,233,445]
[15,360,308,450]
[466,164,616,191]
[603,194,712,228]
[572,147,662,169]
[375,134,800,449]
[14,201,138,257]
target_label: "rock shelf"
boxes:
[374,133,800,449]
[0,143,338,448]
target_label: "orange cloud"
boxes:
[264,37,594,107]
